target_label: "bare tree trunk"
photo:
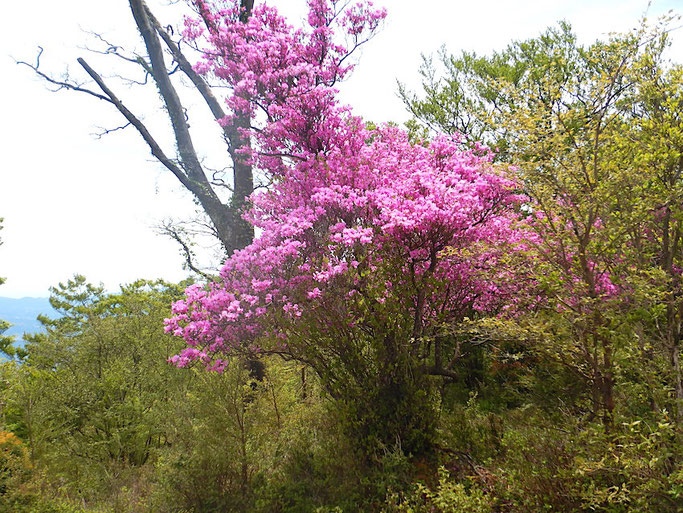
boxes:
[129,0,254,255]
[18,1,256,258]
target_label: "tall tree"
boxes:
[164,0,529,459]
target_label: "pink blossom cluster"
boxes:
[186,0,386,163]
[526,208,622,305]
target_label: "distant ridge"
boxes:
[0,296,54,346]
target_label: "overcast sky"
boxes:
[1,0,681,298]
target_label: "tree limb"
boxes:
[159,221,214,280]
[16,47,112,103]
[76,57,194,191]
[144,7,228,130]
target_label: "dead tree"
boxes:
[19,0,256,265]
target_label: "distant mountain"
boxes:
[0,297,54,347]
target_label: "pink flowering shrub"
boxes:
[166,0,530,455]
[166,125,525,365]
[165,126,526,454]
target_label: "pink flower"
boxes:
[307,287,323,298]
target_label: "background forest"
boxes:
[1,1,682,512]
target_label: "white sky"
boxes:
[0,0,681,298]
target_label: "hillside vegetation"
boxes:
[1,2,681,512]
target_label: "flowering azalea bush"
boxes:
[166,0,530,455]
[166,127,527,454]
[166,126,525,367]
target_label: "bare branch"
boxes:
[117,72,151,87]
[144,6,230,129]
[78,33,154,86]
[16,47,112,103]
[208,167,234,191]
[159,221,215,280]
[91,122,132,139]
[129,0,206,184]
[79,30,147,66]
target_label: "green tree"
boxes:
[402,19,683,513]
[7,276,191,502]
[404,18,682,429]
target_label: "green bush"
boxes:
[382,467,494,513]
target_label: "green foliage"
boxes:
[335,366,438,462]
[483,410,682,513]
[154,361,282,512]
[383,467,494,513]
[27,279,187,470]
[2,277,192,509]
[571,417,682,512]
